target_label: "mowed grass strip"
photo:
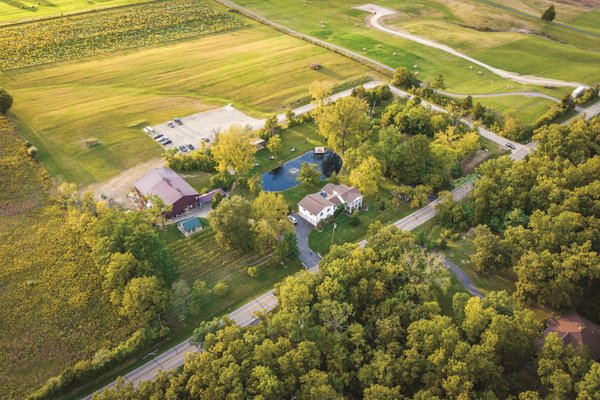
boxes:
[0,23,371,185]
[0,0,246,70]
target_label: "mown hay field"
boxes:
[0,21,372,185]
[0,0,246,70]
[0,117,136,399]
[235,0,595,93]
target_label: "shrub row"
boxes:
[28,327,166,400]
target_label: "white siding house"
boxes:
[297,184,364,227]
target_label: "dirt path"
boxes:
[357,4,587,88]
[85,157,166,206]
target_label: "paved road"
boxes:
[356,4,587,88]
[293,214,322,268]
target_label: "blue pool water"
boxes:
[262,149,342,192]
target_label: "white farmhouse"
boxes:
[297,184,364,226]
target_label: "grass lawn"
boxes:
[252,123,326,175]
[235,0,578,97]
[0,0,152,24]
[0,19,371,186]
[307,179,413,255]
[476,95,556,126]
[413,218,517,295]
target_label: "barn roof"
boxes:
[135,167,198,206]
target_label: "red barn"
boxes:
[134,167,199,218]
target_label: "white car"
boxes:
[287,215,298,224]
[144,126,156,134]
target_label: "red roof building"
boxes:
[538,309,600,360]
[134,167,199,218]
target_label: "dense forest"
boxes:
[437,117,600,318]
[94,223,600,399]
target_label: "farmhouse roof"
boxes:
[538,309,600,360]
[135,167,198,206]
[299,193,335,215]
[322,183,363,203]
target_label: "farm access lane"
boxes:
[356,4,587,89]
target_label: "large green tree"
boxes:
[315,96,369,155]
[211,124,256,175]
[209,195,254,252]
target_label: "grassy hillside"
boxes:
[0,117,135,399]
[0,21,371,185]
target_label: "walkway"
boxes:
[356,4,587,88]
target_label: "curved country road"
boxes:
[356,4,587,88]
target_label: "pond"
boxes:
[262,149,343,192]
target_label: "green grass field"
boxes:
[0,0,152,24]
[235,0,586,96]
[476,95,556,126]
[0,21,371,185]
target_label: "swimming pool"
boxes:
[262,149,342,192]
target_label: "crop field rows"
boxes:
[0,0,246,70]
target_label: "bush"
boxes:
[213,281,229,297]
[27,328,164,400]
[212,191,224,209]
[210,173,235,190]
[247,266,258,278]
[27,146,38,158]
[350,210,361,227]
[0,88,13,114]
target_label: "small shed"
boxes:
[250,137,266,150]
[178,217,202,237]
[198,188,226,206]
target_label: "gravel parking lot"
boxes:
[146,104,265,151]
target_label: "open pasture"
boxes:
[0,22,372,185]
[235,0,581,97]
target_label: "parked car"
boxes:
[158,137,170,144]
[167,121,175,128]
[153,133,164,140]
[174,118,183,125]
[145,126,156,134]
[201,137,210,142]
[287,215,298,224]
[179,145,187,152]
[506,143,516,150]
[161,139,172,145]
[187,144,195,150]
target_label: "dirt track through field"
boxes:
[357,4,588,88]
